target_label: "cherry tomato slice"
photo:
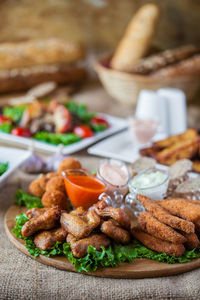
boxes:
[11,127,32,138]
[0,115,13,124]
[73,125,94,138]
[91,116,109,127]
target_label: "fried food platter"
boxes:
[5,205,200,279]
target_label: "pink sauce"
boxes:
[99,163,129,186]
[129,119,158,144]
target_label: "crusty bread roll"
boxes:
[0,38,84,70]
[0,64,86,93]
[151,54,200,77]
[110,4,160,71]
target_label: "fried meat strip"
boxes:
[100,220,131,244]
[22,207,60,237]
[60,209,100,239]
[159,199,200,223]
[138,212,186,244]
[26,208,48,219]
[137,195,194,234]
[96,204,131,230]
[67,233,110,258]
[183,233,200,250]
[34,227,67,251]
[131,227,185,257]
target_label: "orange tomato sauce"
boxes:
[63,174,106,209]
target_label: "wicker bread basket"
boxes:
[94,54,200,106]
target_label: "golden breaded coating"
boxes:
[67,233,110,258]
[42,190,67,210]
[183,232,200,250]
[131,227,185,257]
[70,207,86,216]
[159,199,200,223]
[22,207,60,237]
[34,227,67,251]
[29,177,46,198]
[61,210,100,239]
[100,220,131,244]
[138,212,186,244]
[45,172,59,180]
[45,176,66,194]
[137,195,194,234]
[57,157,82,174]
[26,207,47,219]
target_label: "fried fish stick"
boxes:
[138,212,186,244]
[159,199,200,223]
[183,233,199,250]
[137,195,194,233]
[131,228,185,257]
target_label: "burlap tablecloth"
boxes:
[0,85,200,299]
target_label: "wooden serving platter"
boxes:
[5,205,200,279]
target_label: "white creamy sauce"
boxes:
[131,171,168,189]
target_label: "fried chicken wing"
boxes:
[22,206,60,237]
[138,212,186,244]
[159,199,200,223]
[70,207,85,216]
[26,207,48,219]
[34,227,68,251]
[100,220,131,244]
[183,232,200,250]
[96,204,131,230]
[131,227,185,257]
[137,194,194,234]
[67,233,110,258]
[60,209,100,239]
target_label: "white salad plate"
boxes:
[88,130,166,163]
[0,114,127,154]
[0,147,31,188]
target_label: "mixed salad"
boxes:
[0,100,110,146]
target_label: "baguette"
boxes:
[0,38,84,70]
[0,64,87,93]
[110,4,160,71]
[151,54,200,77]
[126,45,198,75]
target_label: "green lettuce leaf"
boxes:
[12,213,29,239]
[15,189,43,208]
[66,101,95,123]
[34,132,81,146]
[0,122,13,133]
[3,105,27,123]
[91,124,107,132]
[0,162,8,175]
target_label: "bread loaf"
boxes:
[110,4,160,71]
[0,64,87,93]
[0,38,84,70]
[126,45,198,75]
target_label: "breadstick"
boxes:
[110,4,160,71]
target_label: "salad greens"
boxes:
[0,162,8,175]
[15,189,43,208]
[0,122,13,133]
[34,132,81,146]
[3,105,28,123]
[66,101,95,123]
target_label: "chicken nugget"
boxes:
[34,227,67,251]
[137,194,194,234]
[101,220,131,244]
[42,190,68,210]
[57,157,82,174]
[29,177,46,198]
[138,212,186,244]
[183,232,200,250]
[67,233,110,258]
[45,172,59,180]
[131,227,185,257]
[22,206,60,237]
[159,199,200,223]
[46,176,66,194]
